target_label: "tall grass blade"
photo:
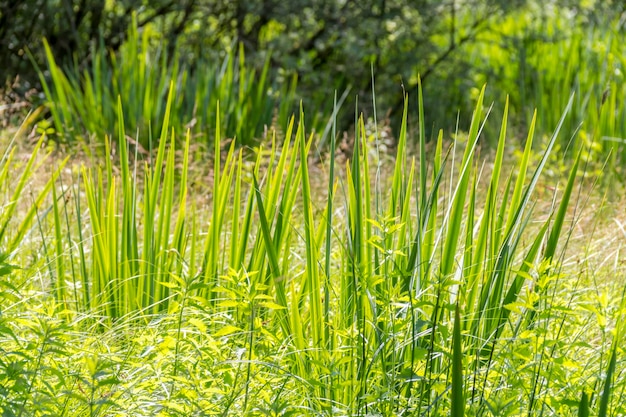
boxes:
[598,337,618,417]
[297,105,325,355]
[578,390,590,417]
[451,302,465,417]
[252,175,290,334]
[439,85,485,278]
[544,148,582,262]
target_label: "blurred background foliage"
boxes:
[1,0,626,154]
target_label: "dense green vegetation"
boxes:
[2,83,626,415]
[1,1,625,416]
[3,1,626,157]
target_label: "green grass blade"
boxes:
[440,85,485,278]
[451,302,464,417]
[504,110,536,235]
[544,148,581,262]
[578,390,590,417]
[0,136,45,244]
[297,105,325,353]
[252,175,290,334]
[418,76,427,213]
[324,92,338,349]
[598,338,617,417]
[598,338,618,417]
[502,93,575,243]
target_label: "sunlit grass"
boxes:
[1,79,625,416]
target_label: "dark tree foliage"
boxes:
[177,0,531,130]
[2,0,625,132]
[0,0,196,91]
